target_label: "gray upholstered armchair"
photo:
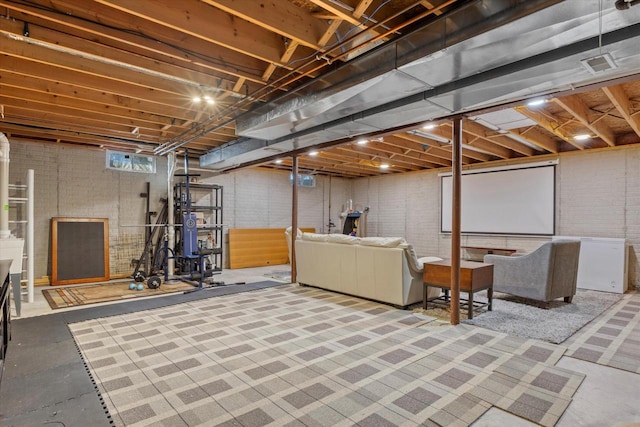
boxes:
[484,240,581,303]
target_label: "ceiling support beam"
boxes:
[514,106,584,150]
[553,95,616,147]
[602,85,640,139]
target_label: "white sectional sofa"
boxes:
[291,231,441,307]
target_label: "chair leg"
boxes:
[564,296,573,303]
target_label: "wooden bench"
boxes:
[228,227,315,269]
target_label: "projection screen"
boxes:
[441,163,556,235]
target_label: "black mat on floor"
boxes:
[0,281,283,427]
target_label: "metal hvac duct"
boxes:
[201,0,640,171]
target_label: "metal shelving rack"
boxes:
[173,182,223,275]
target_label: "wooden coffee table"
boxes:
[423,259,494,319]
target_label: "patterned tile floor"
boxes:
[566,292,640,374]
[70,285,585,427]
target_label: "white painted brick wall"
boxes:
[11,137,640,289]
[353,147,640,289]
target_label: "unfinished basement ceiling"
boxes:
[2,0,640,178]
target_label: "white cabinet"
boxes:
[553,236,628,293]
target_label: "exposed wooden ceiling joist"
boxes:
[2,0,640,177]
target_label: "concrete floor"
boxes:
[6,265,640,426]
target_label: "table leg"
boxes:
[488,287,493,311]
[468,290,474,320]
[423,284,427,310]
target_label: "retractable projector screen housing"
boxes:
[441,163,556,235]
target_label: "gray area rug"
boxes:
[463,289,623,344]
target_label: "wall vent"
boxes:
[580,53,617,74]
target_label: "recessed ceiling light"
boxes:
[275,159,283,164]
[423,123,436,130]
[206,98,215,105]
[527,98,546,107]
[574,134,590,141]
[309,151,318,156]
[380,163,390,169]
[357,138,367,145]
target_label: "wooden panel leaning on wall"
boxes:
[228,228,315,269]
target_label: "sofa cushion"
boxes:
[360,237,404,247]
[326,234,360,244]
[301,232,329,242]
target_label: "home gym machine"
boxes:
[131,151,223,290]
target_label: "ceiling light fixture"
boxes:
[356,138,368,145]
[380,163,390,169]
[275,159,283,164]
[527,98,546,107]
[309,151,319,156]
[192,94,215,104]
[574,134,591,141]
[423,123,436,130]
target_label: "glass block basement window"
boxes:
[106,150,156,173]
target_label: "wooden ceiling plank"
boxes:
[336,144,439,169]
[553,94,616,147]
[0,75,184,126]
[3,113,160,146]
[0,87,176,129]
[0,122,150,147]
[95,0,285,65]
[318,19,343,47]
[0,19,253,100]
[1,1,269,84]
[266,162,365,178]
[296,156,381,175]
[603,85,640,138]
[200,0,326,50]
[1,40,201,99]
[462,119,535,156]
[1,57,201,118]
[510,127,560,153]
[441,123,512,159]
[394,133,489,162]
[263,40,300,81]
[307,0,367,27]
[514,105,584,150]
[421,1,444,15]
[385,134,454,162]
[353,0,375,19]
[366,139,449,167]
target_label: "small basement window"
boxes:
[106,150,156,173]
[290,173,316,188]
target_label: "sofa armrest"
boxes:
[484,247,552,300]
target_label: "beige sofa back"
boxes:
[294,233,435,307]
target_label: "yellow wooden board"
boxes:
[228,227,314,269]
